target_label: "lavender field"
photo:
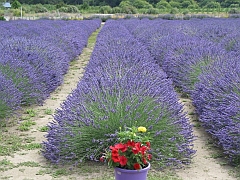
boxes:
[121,18,240,165]
[42,18,239,169]
[0,18,239,179]
[0,19,101,119]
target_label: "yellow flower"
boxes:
[138,126,147,133]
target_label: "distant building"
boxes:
[2,2,11,8]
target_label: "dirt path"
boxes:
[176,96,238,180]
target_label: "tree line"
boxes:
[11,0,240,8]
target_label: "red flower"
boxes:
[140,146,147,155]
[112,154,120,163]
[115,143,127,152]
[119,156,128,166]
[100,157,105,162]
[127,140,135,147]
[142,157,147,164]
[132,142,141,154]
[147,154,152,160]
[133,163,141,170]
[146,142,150,148]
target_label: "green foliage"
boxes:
[99,5,112,14]
[11,0,21,9]
[228,7,240,13]
[38,126,49,132]
[25,109,37,117]
[112,6,122,13]
[44,108,53,115]
[55,1,65,9]
[119,1,131,8]
[30,4,48,13]
[59,5,79,13]
[18,119,36,131]
[11,9,25,16]
[21,4,31,13]
[0,16,6,21]
[181,0,193,8]
[156,1,171,9]
[229,4,239,8]
[43,4,57,11]
[132,0,153,9]
[121,5,138,14]
[0,133,23,155]
[182,9,190,14]
[145,8,159,14]
[169,1,181,8]
[0,100,11,119]
[170,7,179,14]
[204,2,221,9]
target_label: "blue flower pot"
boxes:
[114,163,150,180]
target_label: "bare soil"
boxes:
[176,97,238,180]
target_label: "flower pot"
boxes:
[114,163,150,180]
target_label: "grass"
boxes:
[25,109,37,117]
[44,108,53,115]
[18,120,36,131]
[0,131,39,156]
[0,159,14,172]
[38,126,49,132]
[0,133,23,156]
[16,161,40,167]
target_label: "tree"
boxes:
[156,0,171,9]
[181,0,193,8]
[169,0,182,8]
[204,1,221,8]
[132,0,153,8]
[222,0,240,7]
[11,0,22,9]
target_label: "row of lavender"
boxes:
[42,20,195,168]
[123,18,240,164]
[0,19,101,119]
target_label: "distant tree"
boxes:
[169,1,181,8]
[156,0,171,9]
[132,0,153,8]
[99,5,112,13]
[11,0,22,9]
[181,0,193,8]
[222,0,240,7]
[204,1,221,8]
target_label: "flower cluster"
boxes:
[100,126,152,170]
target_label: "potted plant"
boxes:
[100,125,152,180]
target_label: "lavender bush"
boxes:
[0,19,101,119]
[42,20,195,168]
[0,72,22,119]
[192,58,240,164]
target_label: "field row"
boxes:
[42,19,195,168]
[122,18,240,164]
[0,19,101,119]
